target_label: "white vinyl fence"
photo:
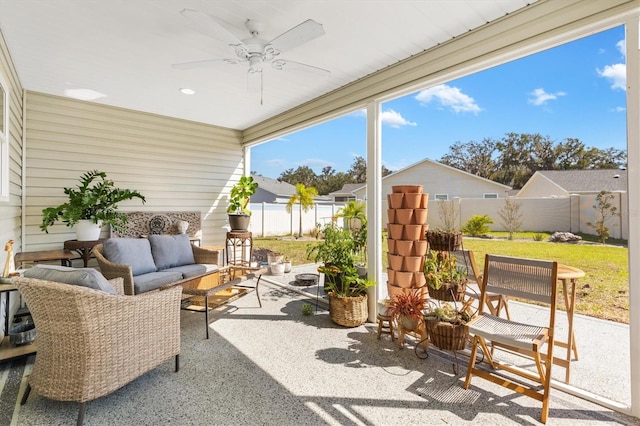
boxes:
[249,202,346,237]
[248,192,628,240]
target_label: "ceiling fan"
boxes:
[174,9,330,97]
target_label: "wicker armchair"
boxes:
[14,276,182,426]
[93,242,219,295]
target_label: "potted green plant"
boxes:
[306,222,357,291]
[319,263,375,327]
[40,170,146,241]
[387,289,426,332]
[227,175,258,231]
[423,250,468,301]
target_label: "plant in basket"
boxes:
[318,263,375,327]
[423,250,468,301]
[426,200,462,251]
[423,301,471,351]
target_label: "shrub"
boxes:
[533,233,545,241]
[462,214,493,237]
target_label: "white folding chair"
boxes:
[463,254,558,424]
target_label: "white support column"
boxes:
[243,145,251,176]
[627,16,640,417]
[366,101,383,322]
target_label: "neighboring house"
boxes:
[328,183,364,202]
[250,175,297,204]
[352,158,512,203]
[517,170,628,198]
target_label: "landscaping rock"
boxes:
[549,231,582,243]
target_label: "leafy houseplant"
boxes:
[227,176,258,231]
[423,301,471,351]
[306,222,357,291]
[40,170,145,237]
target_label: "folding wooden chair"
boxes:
[451,250,511,319]
[463,254,558,424]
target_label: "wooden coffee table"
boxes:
[180,266,266,339]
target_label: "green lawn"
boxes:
[254,233,629,323]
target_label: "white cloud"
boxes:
[617,39,626,58]
[300,158,334,169]
[613,106,626,113]
[414,84,481,114]
[527,88,566,106]
[381,109,417,128]
[597,63,626,91]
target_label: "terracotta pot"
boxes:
[395,271,414,288]
[395,208,414,225]
[420,193,429,209]
[388,223,404,240]
[387,193,404,209]
[388,253,403,271]
[387,238,397,255]
[403,255,424,272]
[403,224,423,240]
[412,240,428,256]
[387,209,396,224]
[403,193,422,209]
[387,268,396,285]
[392,185,423,194]
[395,240,413,256]
[387,283,410,300]
[413,271,426,287]
[413,208,428,224]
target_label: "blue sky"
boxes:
[251,25,627,178]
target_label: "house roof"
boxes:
[377,157,512,191]
[535,170,628,193]
[251,175,296,197]
[328,183,365,197]
[0,0,556,131]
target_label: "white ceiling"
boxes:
[0,0,536,131]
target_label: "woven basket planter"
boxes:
[426,231,462,251]
[425,318,468,351]
[427,280,467,302]
[329,292,368,327]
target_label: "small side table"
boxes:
[0,282,37,361]
[64,239,105,267]
[15,250,76,268]
[226,231,253,267]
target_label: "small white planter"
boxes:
[283,260,292,273]
[270,262,285,276]
[74,219,103,241]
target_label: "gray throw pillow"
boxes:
[103,238,157,276]
[149,234,195,270]
[24,265,117,294]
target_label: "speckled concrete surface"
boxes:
[6,269,639,426]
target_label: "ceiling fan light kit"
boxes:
[174,9,330,101]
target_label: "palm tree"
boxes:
[336,200,367,230]
[286,183,318,237]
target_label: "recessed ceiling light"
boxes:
[180,88,195,95]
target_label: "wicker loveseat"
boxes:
[93,234,220,295]
[14,270,182,426]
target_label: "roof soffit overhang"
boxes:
[242,0,638,146]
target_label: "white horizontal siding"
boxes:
[24,92,244,250]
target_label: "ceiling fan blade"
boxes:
[172,58,243,69]
[180,9,244,47]
[267,19,325,54]
[271,59,330,76]
[247,70,262,93]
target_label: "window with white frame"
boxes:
[483,193,498,199]
[434,194,448,201]
[0,72,8,202]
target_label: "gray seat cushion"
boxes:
[163,264,218,279]
[104,238,157,276]
[133,271,183,294]
[23,265,116,294]
[149,234,195,270]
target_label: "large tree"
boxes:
[439,133,626,189]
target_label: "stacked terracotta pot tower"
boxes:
[386,185,429,299]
